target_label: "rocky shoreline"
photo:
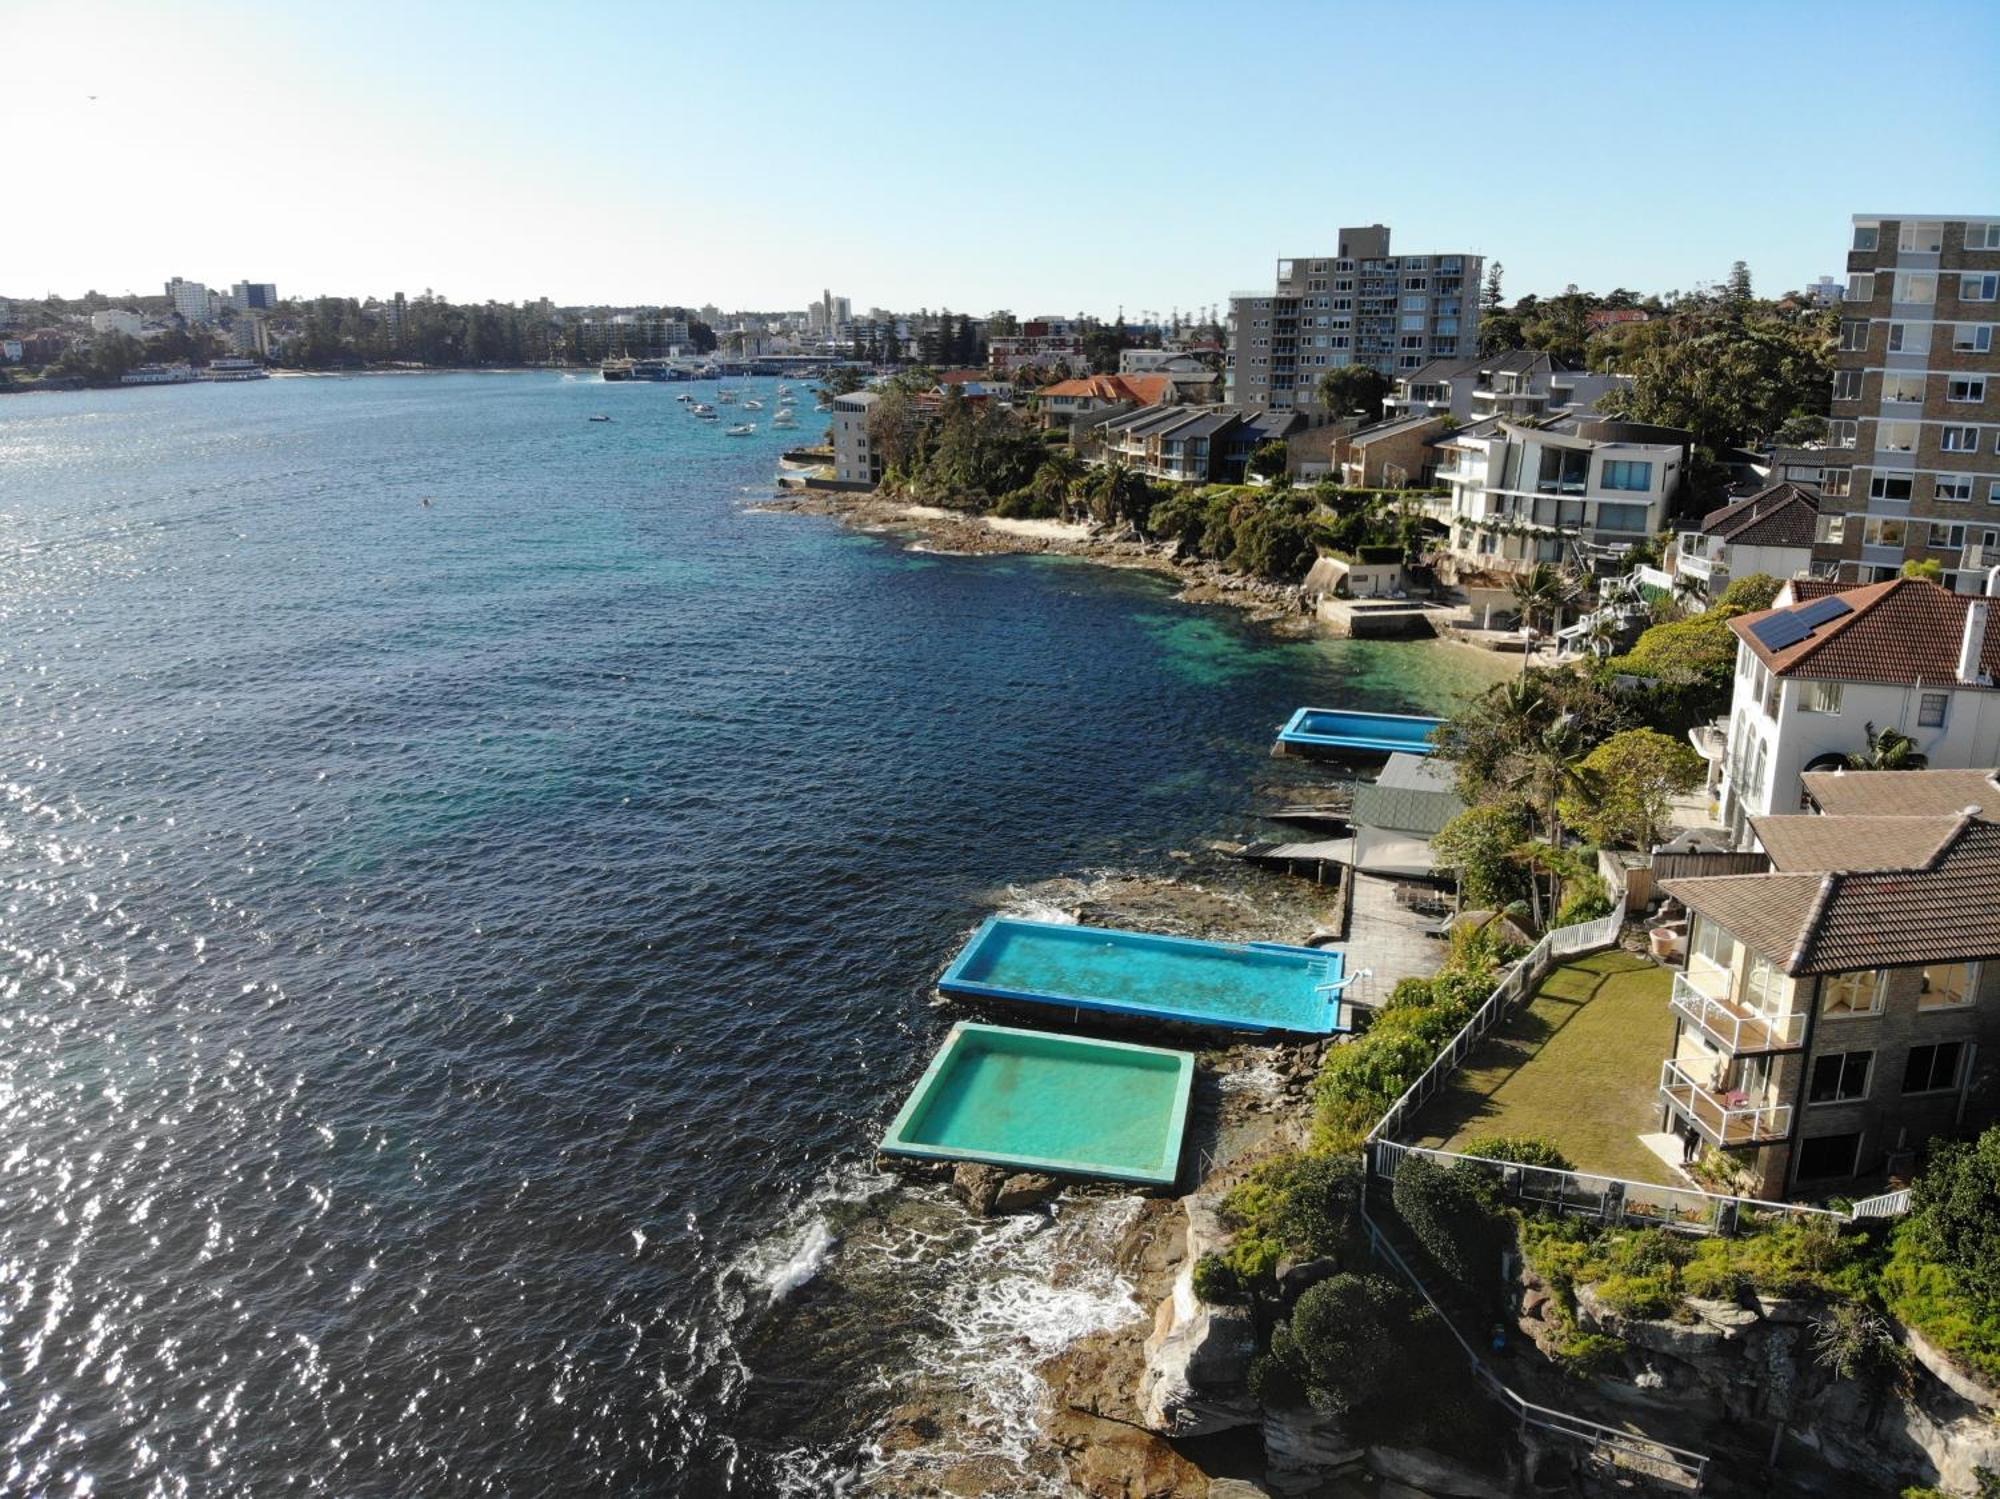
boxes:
[753,489,1323,634]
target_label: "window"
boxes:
[1832,370,1863,402]
[1880,372,1927,403]
[1744,953,1785,1014]
[1595,502,1649,533]
[1870,475,1913,502]
[1839,321,1870,352]
[1944,426,1981,452]
[1795,1133,1861,1181]
[1899,220,1945,253]
[1863,517,1908,548]
[1938,476,1974,502]
[1800,680,1843,714]
[1821,970,1884,1018]
[1853,225,1880,251]
[1919,691,1949,726]
[1893,272,1937,303]
[1823,469,1852,498]
[1903,1041,1964,1094]
[1969,224,2000,251]
[1888,322,1931,354]
[1930,522,1967,548]
[1692,915,1735,973]
[1955,324,1994,354]
[1919,961,1976,1010]
[1601,460,1654,491]
[1947,376,1988,403]
[1809,1050,1873,1104]
[1876,421,1919,452]
[1829,419,1858,448]
[1848,273,1876,302]
[1816,513,1847,545]
[1962,274,2000,302]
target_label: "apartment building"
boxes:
[89,309,142,337]
[829,390,882,487]
[1659,781,2000,1198]
[1714,577,2000,839]
[1815,214,2000,589]
[1671,481,1819,601]
[165,277,216,324]
[1383,350,1627,424]
[1225,225,1481,412]
[1091,405,1301,484]
[231,282,278,312]
[1434,414,1687,577]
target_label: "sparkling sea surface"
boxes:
[0,373,1508,1496]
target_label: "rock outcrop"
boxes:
[1139,1195,1260,1437]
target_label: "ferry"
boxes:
[600,357,637,381]
[121,362,197,385]
[201,358,269,382]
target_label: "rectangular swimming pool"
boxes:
[1276,706,1444,756]
[939,916,1347,1035]
[880,1022,1194,1186]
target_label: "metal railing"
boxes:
[1669,972,1807,1053]
[1659,1059,1793,1145]
[1371,1140,1844,1235]
[1360,1206,1710,1489]
[1849,1188,1914,1219]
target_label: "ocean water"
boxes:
[0,373,1508,1496]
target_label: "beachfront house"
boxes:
[1287,413,1450,487]
[1383,350,1628,424]
[1659,781,2000,1198]
[1714,576,2000,842]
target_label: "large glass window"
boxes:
[1903,1041,1964,1094]
[1899,220,1945,252]
[1744,954,1785,1015]
[1888,322,1931,354]
[1944,427,1981,452]
[1691,915,1735,977]
[1595,502,1649,533]
[1535,446,1589,495]
[1893,272,1937,303]
[1963,274,2000,303]
[1808,1050,1873,1104]
[1871,475,1914,501]
[1602,460,1654,491]
[1796,1132,1861,1180]
[1853,225,1880,251]
[1876,421,1920,452]
[1880,372,1927,403]
[1863,517,1909,548]
[1821,970,1883,1017]
[1800,680,1843,714]
[1955,324,1994,354]
[1832,370,1863,401]
[1839,321,1869,352]
[1848,273,1876,302]
[1918,961,1977,1010]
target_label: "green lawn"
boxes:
[1415,950,1677,1184]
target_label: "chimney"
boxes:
[1959,599,1990,685]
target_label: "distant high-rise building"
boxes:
[231,281,278,312]
[1814,213,2000,590]
[165,277,215,324]
[1225,225,1483,411]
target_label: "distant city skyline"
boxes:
[9,0,1998,315]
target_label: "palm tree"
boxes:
[1580,611,1620,659]
[1510,564,1574,673]
[1033,449,1085,518]
[1847,722,1927,771]
[1672,569,1705,612]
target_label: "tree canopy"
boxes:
[1558,728,1705,849]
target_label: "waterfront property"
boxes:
[879,1021,1193,1186]
[1712,575,2000,840]
[1670,481,1818,603]
[939,916,1348,1035]
[1274,706,1443,757]
[830,389,881,486]
[1660,774,2000,1197]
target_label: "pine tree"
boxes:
[1727,261,1753,305]
[1481,262,1505,314]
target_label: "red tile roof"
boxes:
[1731,577,2000,686]
[1035,373,1174,406]
[1700,482,1818,548]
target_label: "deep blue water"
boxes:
[0,373,1504,1496]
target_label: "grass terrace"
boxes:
[1414,951,1675,1184]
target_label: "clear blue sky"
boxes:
[10,0,1998,316]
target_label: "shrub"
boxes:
[1460,1135,1574,1171]
[1881,1217,2000,1387]
[1812,1300,1909,1386]
[1431,803,1530,909]
[1555,874,1615,926]
[1274,1152,1364,1259]
[991,486,1058,519]
[1553,1330,1627,1379]
[1192,1251,1246,1304]
[1278,1272,1424,1414]
[1714,572,1781,611]
[1907,1128,2000,1293]
[1393,1155,1499,1287]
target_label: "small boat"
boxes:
[675,393,693,403]
[770,413,799,429]
[725,423,756,437]
[690,402,716,415]
[743,399,763,410]
[588,414,612,422]
[694,409,719,420]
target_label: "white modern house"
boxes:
[1714,576,2000,842]
[1434,413,1688,578]
[1673,482,1819,601]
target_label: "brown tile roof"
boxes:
[1731,577,2000,687]
[1035,373,1174,406]
[1664,815,2000,973]
[1749,813,1962,871]
[1801,768,2000,819]
[1700,482,1818,548]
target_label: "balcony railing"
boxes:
[1670,972,1806,1053]
[1660,1058,1792,1146]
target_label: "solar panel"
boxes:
[1793,596,1853,629]
[1751,613,1812,651]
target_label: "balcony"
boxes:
[1659,1058,1792,1146]
[1670,972,1805,1054]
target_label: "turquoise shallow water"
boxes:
[0,372,1509,1494]
[947,917,1341,1031]
[888,1027,1188,1179]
